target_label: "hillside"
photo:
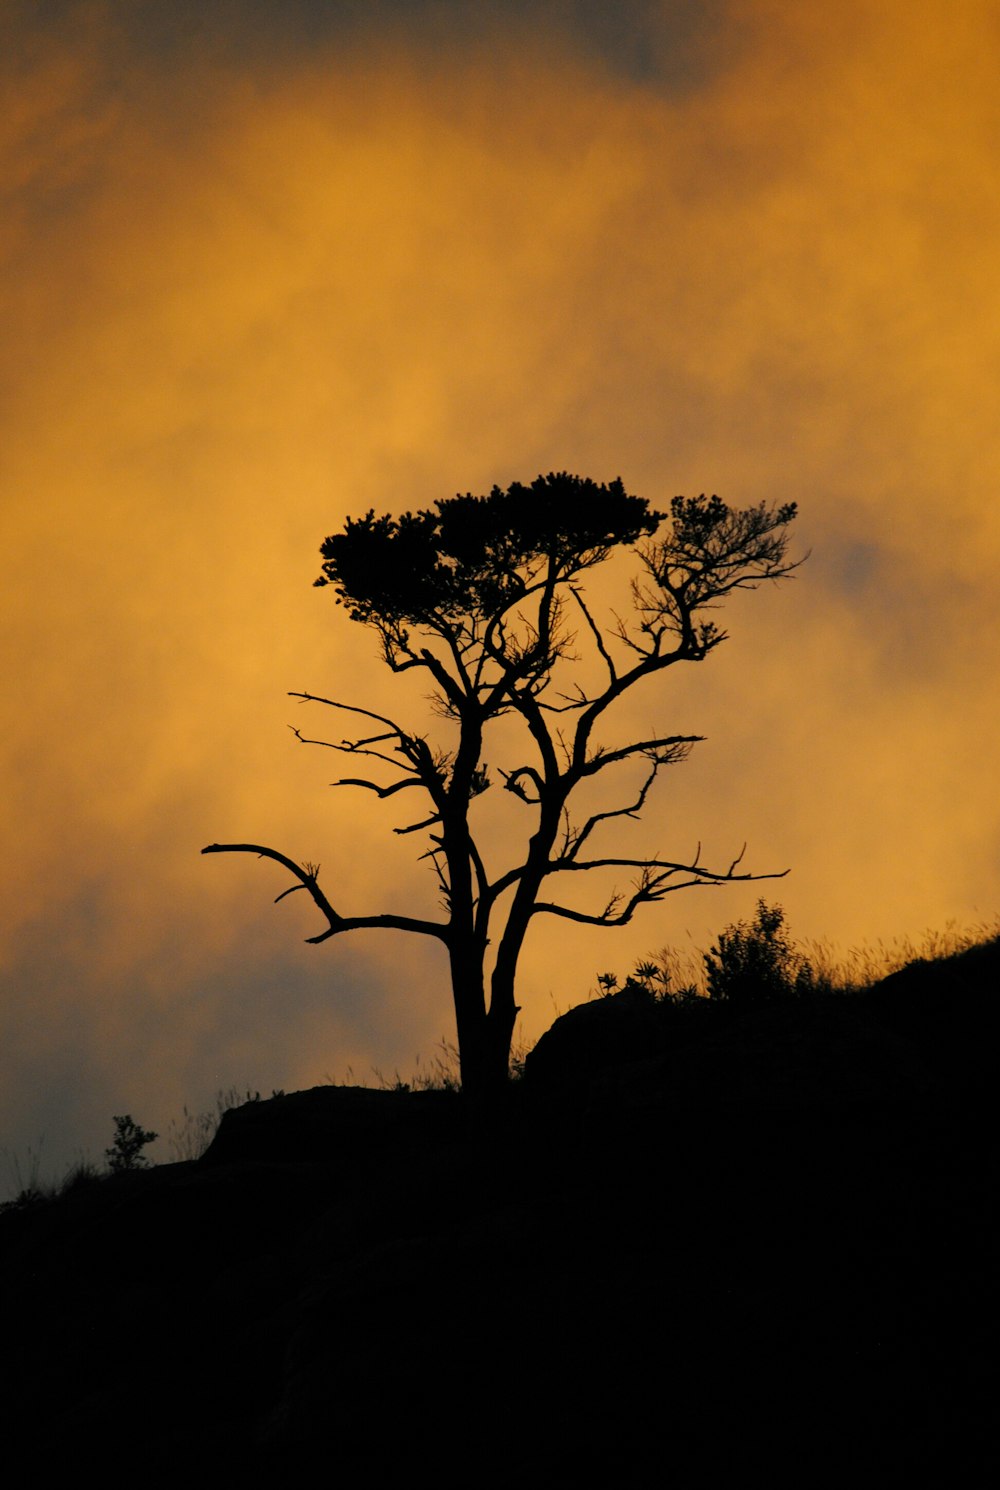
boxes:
[2,938,996,1472]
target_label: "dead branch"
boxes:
[578,733,704,777]
[533,855,786,928]
[569,584,618,686]
[561,759,661,860]
[200,842,447,944]
[334,776,423,798]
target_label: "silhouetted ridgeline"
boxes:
[1,939,996,1471]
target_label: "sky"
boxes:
[3,0,999,1187]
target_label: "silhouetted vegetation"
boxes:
[597,903,1000,1008]
[105,1114,158,1173]
[0,1152,101,1214]
[204,475,801,1095]
[1,920,996,1467]
[705,898,816,1002]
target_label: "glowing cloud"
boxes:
[3,0,998,1182]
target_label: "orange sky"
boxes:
[3,0,999,1185]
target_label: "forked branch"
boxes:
[200,842,447,944]
[560,759,662,860]
[534,849,787,928]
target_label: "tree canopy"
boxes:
[314,473,662,627]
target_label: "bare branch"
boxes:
[539,687,598,714]
[201,843,448,944]
[394,812,442,836]
[499,765,544,804]
[563,759,662,860]
[291,726,417,776]
[483,861,530,902]
[334,776,423,798]
[289,692,409,735]
[290,723,413,759]
[609,602,662,658]
[274,883,307,903]
[417,640,472,712]
[534,855,787,928]
[417,832,452,905]
[579,734,703,778]
[545,845,773,880]
[532,886,704,927]
[569,585,618,686]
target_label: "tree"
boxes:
[203,473,802,1096]
[105,1114,158,1174]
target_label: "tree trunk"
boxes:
[475,800,563,1095]
[447,937,500,1098]
[448,941,521,1098]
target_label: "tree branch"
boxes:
[569,584,618,686]
[201,842,448,944]
[563,759,662,860]
[291,727,419,776]
[289,692,409,734]
[545,845,773,879]
[534,855,788,928]
[334,775,424,798]
[578,733,704,778]
[499,765,544,804]
[394,812,442,836]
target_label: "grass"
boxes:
[364,1031,531,1095]
[166,1087,285,1162]
[1,1145,102,1213]
[608,912,1000,1005]
[800,916,1000,995]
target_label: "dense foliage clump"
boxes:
[105,1114,158,1174]
[705,900,815,1004]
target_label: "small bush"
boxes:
[597,953,701,1005]
[59,1160,101,1195]
[1,1143,50,1212]
[704,900,814,1005]
[2,1150,101,1212]
[105,1115,158,1174]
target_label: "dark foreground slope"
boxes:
[2,942,996,1474]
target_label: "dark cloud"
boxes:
[8,0,734,90]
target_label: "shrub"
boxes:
[704,900,814,1004]
[105,1115,158,1173]
[597,954,701,1005]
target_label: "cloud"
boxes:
[3,0,999,1183]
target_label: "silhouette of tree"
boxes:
[204,474,802,1096]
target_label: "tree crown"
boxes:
[314,472,663,626]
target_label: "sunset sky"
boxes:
[3,0,999,1187]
